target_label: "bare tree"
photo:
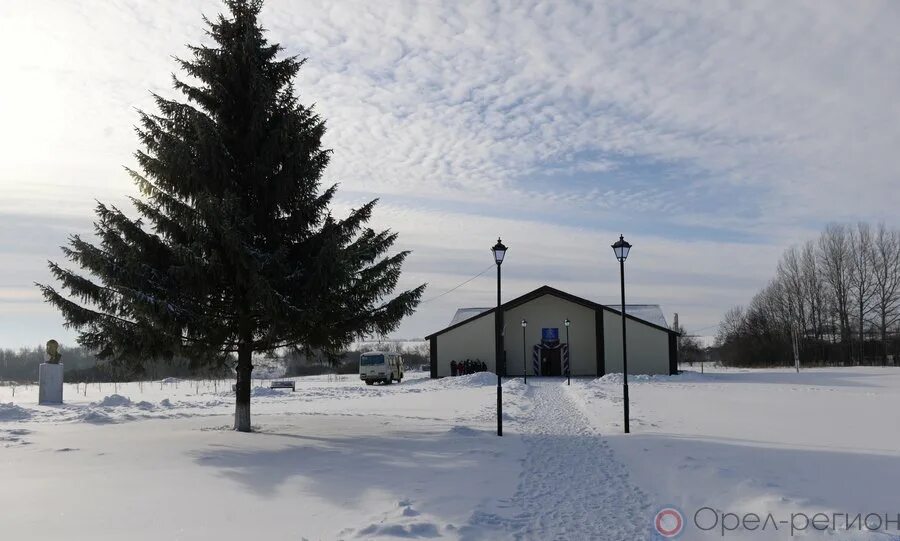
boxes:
[849,223,876,364]
[777,246,807,341]
[819,224,853,361]
[871,223,900,364]
[802,241,826,344]
[716,305,746,345]
[719,222,900,368]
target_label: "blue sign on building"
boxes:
[541,327,559,345]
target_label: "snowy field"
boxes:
[2,367,900,540]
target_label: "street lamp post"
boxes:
[564,318,571,385]
[491,238,507,437]
[521,319,528,384]
[612,234,632,434]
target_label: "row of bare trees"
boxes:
[717,223,900,366]
[0,345,231,383]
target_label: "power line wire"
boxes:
[420,264,495,303]
[684,323,720,335]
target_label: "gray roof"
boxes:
[449,304,667,328]
[450,308,491,325]
[621,304,668,328]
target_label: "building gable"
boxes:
[425,285,678,340]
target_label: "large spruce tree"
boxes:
[38,0,424,431]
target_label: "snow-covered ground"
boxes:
[569,366,900,540]
[2,367,900,540]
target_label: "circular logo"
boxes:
[654,507,684,538]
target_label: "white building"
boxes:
[425,285,679,378]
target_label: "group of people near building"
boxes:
[449,359,487,376]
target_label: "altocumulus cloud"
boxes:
[0,0,899,345]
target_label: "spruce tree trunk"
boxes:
[234,342,253,432]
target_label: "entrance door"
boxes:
[540,348,562,376]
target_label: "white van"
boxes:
[359,351,403,385]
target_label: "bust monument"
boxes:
[38,339,64,404]
[46,339,62,364]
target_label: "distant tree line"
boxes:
[671,319,705,365]
[281,341,429,376]
[0,345,230,384]
[0,340,430,383]
[717,222,900,367]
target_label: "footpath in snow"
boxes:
[489,378,653,540]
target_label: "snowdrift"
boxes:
[94,394,132,407]
[591,371,708,385]
[0,402,31,421]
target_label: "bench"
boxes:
[269,380,295,391]
[231,381,296,392]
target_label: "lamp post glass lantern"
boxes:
[611,234,632,434]
[492,237,506,437]
[491,238,507,266]
[612,234,631,262]
[564,318,570,385]
[521,318,527,384]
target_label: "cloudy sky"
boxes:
[2,0,899,348]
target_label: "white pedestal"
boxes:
[39,363,64,405]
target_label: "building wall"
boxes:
[502,294,597,376]
[603,310,670,375]
[431,292,674,377]
[434,311,496,377]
